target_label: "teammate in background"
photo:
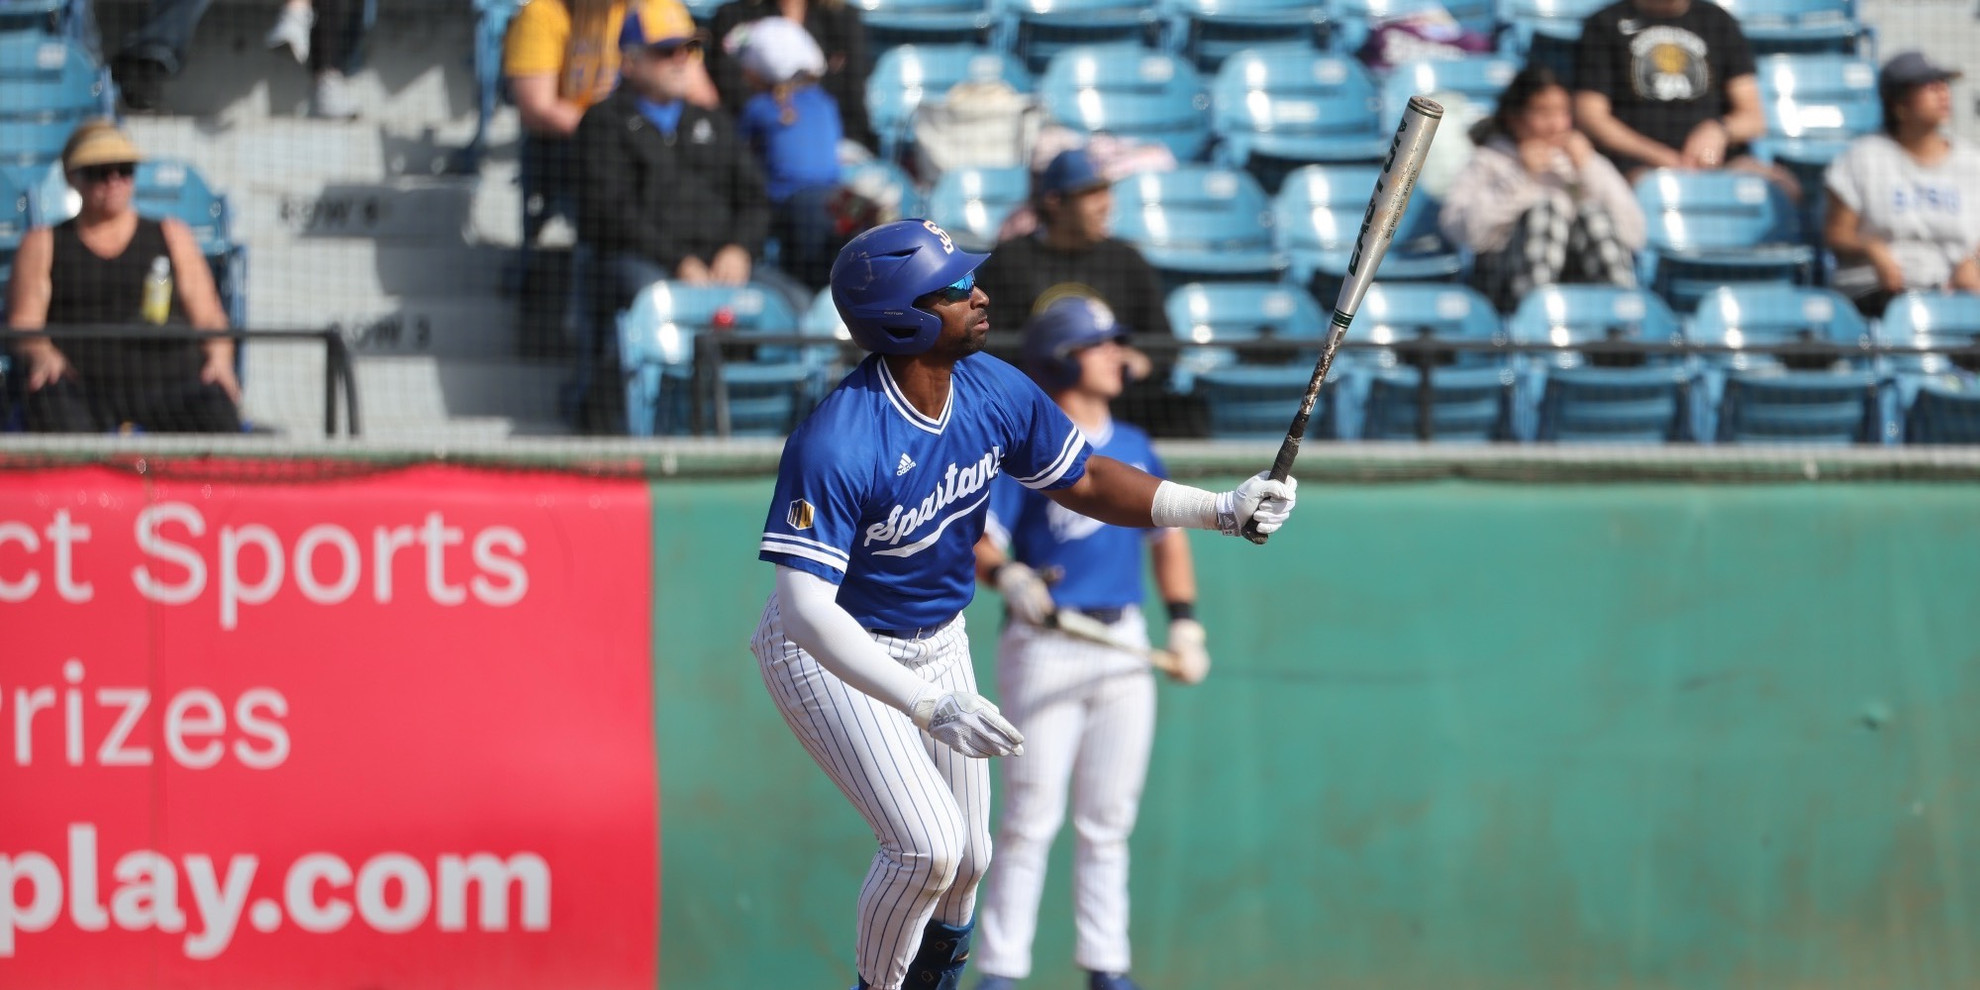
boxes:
[969,298,1210,990]
[751,220,1297,990]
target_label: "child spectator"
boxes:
[734,17,844,289]
[1441,64,1645,312]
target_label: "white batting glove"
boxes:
[1216,472,1298,537]
[910,687,1026,759]
[1165,618,1211,685]
[993,561,1056,627]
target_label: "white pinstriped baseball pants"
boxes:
[751,596,992,990]
[975,610,1157,979]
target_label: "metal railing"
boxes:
[672,329,1980,440]
[5,326,362,437]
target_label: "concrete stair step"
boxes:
[333,296,523,360]
[246,241,509,327]
[351,354,563,428]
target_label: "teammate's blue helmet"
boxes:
[1021,296,1128,391]
[830,219,989,355]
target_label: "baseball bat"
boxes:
[1048,609,1191,681]
[1242,96,1444,545]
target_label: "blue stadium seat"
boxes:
[1164,281,1327,438]
[1506,286,1690,442]
[465,0,520,169]
[1335,0,1495,52]
[1495,0,1607,50]
[1211,48,1386,191]
[801,287,850,341]
[1342,282,1510,442]
[926,166,1029,252]
[1161,0,1329,73]
[841,157,928,222]
[1271,164,1465,302]
[1877,292,1980,443]
[996,0,1163,74]
[0,163,30,294]
[859,0,997,50]
[0,32,110,169]
[1635,169,1814,312]
[1752,53,1880,237]
[1110,165,1282,287]
[1715,0,1867,54]
[1039,45,1212,162]
[1380,55,1519,129]
[134,160,248,330]
[1687,284,1882,444]
[617,281,813,437]
[867,45,1032,160]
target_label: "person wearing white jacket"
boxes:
[1440,64,1646,312]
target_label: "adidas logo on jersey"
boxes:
[864,447,1003,555]
[896,453,916,476]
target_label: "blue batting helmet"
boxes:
[1021,296,1128,390]
[830,219,988,355]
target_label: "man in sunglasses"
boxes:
[751,219,1298,990]
[6,120,240,433]
[574,1,779,430]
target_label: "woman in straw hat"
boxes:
[6,120,241,433]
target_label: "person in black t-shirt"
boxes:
[976,150,1205,436]
[1572,0,1798,196]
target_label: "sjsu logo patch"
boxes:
[921,220,955,254]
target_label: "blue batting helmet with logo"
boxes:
[830,219,988,355]
[1021,296,1128,390]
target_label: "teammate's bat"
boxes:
[1048,609,1195,683]
[1242,95,1444,545]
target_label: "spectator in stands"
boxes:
[1572,0,1798,197]
[975,148,1198,435]
[264,0,374,119]
[5,121,240,433]
[109,0,215,112]
[1824,51,1980,318]
[505,0,719,234]
[708,0,874,151]
[1441,65,1645,312]
[572,3,776,430]
[734,17,844,289]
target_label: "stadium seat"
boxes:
[617,281,814,437]
[1715,0,1867,54]
[1211,48,1386,191]
[1335,0,1496,52]
[996,0,1163,74]
[1164,281,1328,438]
[1687,284,1882,444]
[1496,0,1607,49]
[1877,292,1980,443]
[1110,165,1283,288]
[1380,55,1519,129]
[1271,164,1465,303]
[858,0,998,50]
[866,45,1032,160]
[465,0,520,169]
[134,160,248,330]
[1162,0,1329,73]
[1342,282,1510,442]
[1752,53,1880,236]
[1635,169,1814,312]
[0,32,111,169]
[801,287,851,341]
[926,166,1029,252]
[840,157,929,223]
[1506,286,1690,442]
[1038,46,1212,163]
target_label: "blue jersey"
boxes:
[984,419,1166,611]
[760,353,1091,629]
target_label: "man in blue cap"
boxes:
[974,149,1198,436]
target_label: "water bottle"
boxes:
[141,256,173,325]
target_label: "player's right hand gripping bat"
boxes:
[1048,609,1200,683]
[1242,96,1444,545]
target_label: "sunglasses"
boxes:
[76,163,136,183]
[649,38,702,59]
[928,271,976,304]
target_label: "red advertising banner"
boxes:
[0,465,656,990]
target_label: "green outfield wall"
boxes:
[651,480,1980,989]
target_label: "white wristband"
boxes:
[1151,480,1228,532]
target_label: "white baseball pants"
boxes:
[975,609,1157,979]
[752,597,991,990]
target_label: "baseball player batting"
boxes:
[751,219,1298,990]
[971,298,1211,990]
